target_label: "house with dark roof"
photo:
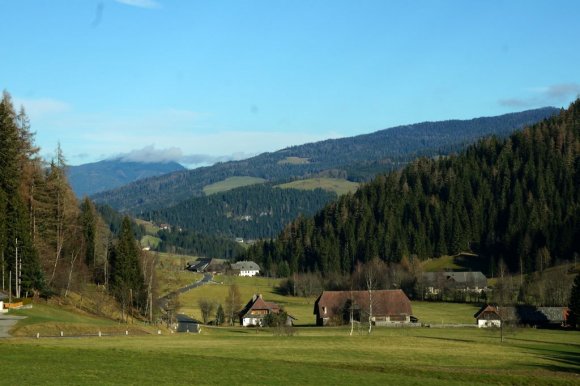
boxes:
[313,290,413,327]
[239,294,294,327]
[423,271,488,294]
[474,304,569,328]
[186,258,213,273]
[230,261,260,277]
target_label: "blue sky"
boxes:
[1,0,579,167]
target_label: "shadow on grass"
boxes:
[514,344,580,374]
[415,335,474,343]
[509,337,580,348]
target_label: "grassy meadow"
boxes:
[1,324,578,385]
[277,177,360,196]
[3,267,578,385]
[202,176,266,195]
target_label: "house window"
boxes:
[323,307,327,315]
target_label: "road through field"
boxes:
[158,272,213,310]
[0,315,26,338]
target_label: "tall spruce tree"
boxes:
[109,216,145,317]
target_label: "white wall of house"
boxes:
[478,319,501,328]
[239,269,259,277]
[243,317,263,327]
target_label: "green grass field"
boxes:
[1,326,578,385]
[203,176,266,195]
[276,177,359,196]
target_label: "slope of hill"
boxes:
[245,100,580,277]
[68,159,186,197]
[92,107,558,212]
[143,184,337,240]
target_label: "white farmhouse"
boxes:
[230,261,260,277]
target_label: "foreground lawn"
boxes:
[1,327,578,385]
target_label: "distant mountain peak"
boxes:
[67,159,186,197]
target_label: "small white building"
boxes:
[230,261,260,277]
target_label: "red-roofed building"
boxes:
[313,290,413,326]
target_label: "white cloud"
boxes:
[13,97,71,119]
[114,0,161,9]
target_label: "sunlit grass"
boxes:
[276,177,359,196]
[1,326,578,385]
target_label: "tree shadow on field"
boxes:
[513,345,580,374]
[509,337,580,348]
[415,335,474,344]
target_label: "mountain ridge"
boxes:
[92,107,559,212]
[68,159,186,197]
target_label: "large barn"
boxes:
[313,290,413,326]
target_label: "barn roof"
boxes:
[239,294,280,318]
[314,290,412,317]
[231,261,261,271]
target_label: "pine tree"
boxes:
[109,216,145,318]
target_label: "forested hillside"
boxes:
[142,184,337,240]
[68,159,186,197]
[0,92,152,319]
[92,107,558,213]
[246,100,580,278]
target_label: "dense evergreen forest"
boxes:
[141,184,337,240]
[246,101,580,278]
[92,107,557,213]
[156,229,245,259]
[0,92,151,318]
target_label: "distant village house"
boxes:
[313,290,413,327]
[474,304,569,328]
[230,261,260,277]
[422,271,487,295]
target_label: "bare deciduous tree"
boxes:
[198,298,215,324]
[224,284,242,326]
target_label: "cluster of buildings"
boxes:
[179,261,570,329]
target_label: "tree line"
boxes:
[0,92,152,321]
[245,100,580,280]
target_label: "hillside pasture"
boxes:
[1,325,578,385]
[277,156,310,165]
[6,302,153,337]
[177,275,317,325]
[422,253,490,275]
[277,177,359,196]
[154,252,203,297]
[203,176,266,195]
